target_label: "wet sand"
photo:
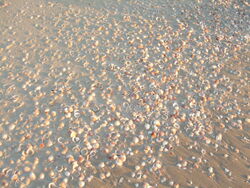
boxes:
[0,0,250,188]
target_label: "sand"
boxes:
[0,0,249,188]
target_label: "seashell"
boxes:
[51,111,57,117]
[65,113,71,118]
[115,159,123,166]
[49,170,55,178]
[145,124,150,130]
[24,166,31,172]
[119,154,126,162]
[67,155,75,164]
[89,150,96,157]
[100,173,106,180]
[2,168,10,175]
[208,167,213,173]
[11,174,19,181]
[93,143,100,149]
[70,130,77,138]
[29,172,36,181]
[48,155,54,162]
[135,165,140,171]
[74,110,80,118]
[78,155,85,163]
[133,137,139,144]
[48,182,57,188]
[68,106,74,113]
[114,120,121,126]
[99,162,105,168]
[39,173,45,180]
[25,148,34,156]
[72,137,80,143]
[58,137,65,144]
[79,181,85,187]
[72,161,78,169]
[47,139,53,147]
[216,133,222,142]
[55,166,64,172]
[153,120,161,126]
[106,172,111,177]
[119,177,125,183]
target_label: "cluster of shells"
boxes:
[0,0,249,187]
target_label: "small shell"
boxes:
[216,133,222,142]
[106,172,111,177]
[39,173,45,180]
[55,166,64,172]
[135,165,140,171]
[74,110,80,118]
[78,155,85,163]
[49,170,55,178]
[93,143,100,149]
[155,162,162,169]
[245,118,250,124]
[133,137,139,144]
[58,137,64,144]
[25,148,35,156]
[65,171,71,177]
[69,106,74,113]
[72,137,80,143]
[29,172,36,181]
[67,155,75,163]
[24,166,31,172]
[48,182,57,188]
[70,131,77,138]
[208,167,213,173]
[11,174,18,181]
[51,111,57,117]
[116,159,123,166]
[65,113,71,118]
[145,124,150,130]
[100,173,106,180]
[154,120,161,127]
[44,108,50,114]
[48,155,54,162]
[114,120,121,126]
[99,162,105,168]
[120,154,126,162]
[64,107,69,113]
[47,139,53,147]
[79,181,85,187]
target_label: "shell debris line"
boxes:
[0,0,249,187]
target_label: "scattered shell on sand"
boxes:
[0,0,249,187]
